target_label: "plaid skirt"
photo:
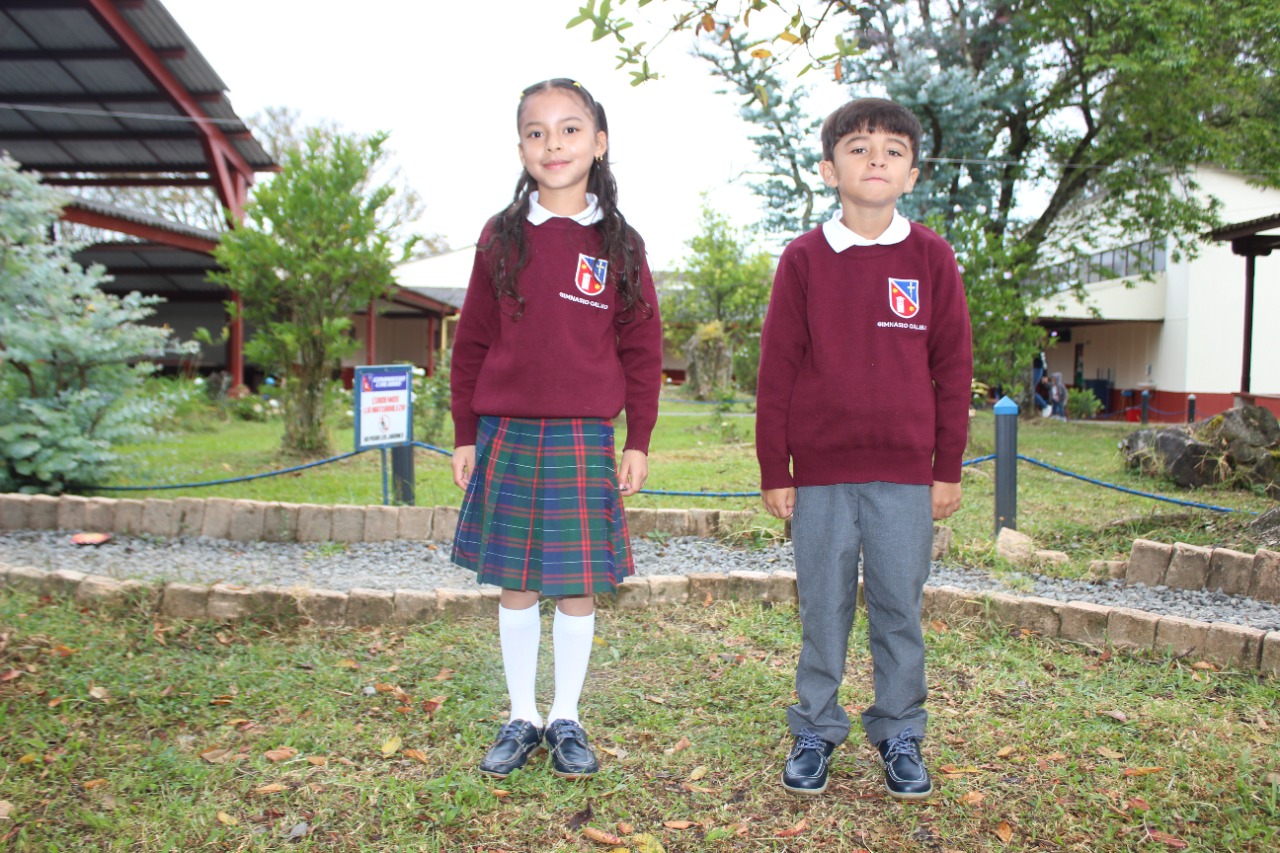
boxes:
[451,416,635,596]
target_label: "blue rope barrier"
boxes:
[95,449,372,491]
[1015,454,1253,514]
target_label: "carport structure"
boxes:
[0,0,274,385]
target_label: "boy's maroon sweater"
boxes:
[756,222,973,490]
[450,216,663,453]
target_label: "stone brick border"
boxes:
[0,493,757,543]
[2,561,1275,676]
[1100,538,1280,605]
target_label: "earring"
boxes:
[595,154,604,163]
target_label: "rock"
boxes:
[1122,404,1280,494]
[996,527,1034,565]
[1250,505,1280,549]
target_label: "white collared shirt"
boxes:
[821,209,912,252]
[527,191,603,226]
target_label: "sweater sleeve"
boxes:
[755,246,810,490]
[449,232,500,447]
[927,242,974,483]
[616,251,664,454]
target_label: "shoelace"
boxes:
[795,728,828,752]
[551,720,587,744]
[497,720,532,740]
[882,726,924,762]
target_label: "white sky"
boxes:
[160,0,846,270]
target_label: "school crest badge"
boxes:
[888,277,920,319]
[575,254,608,296]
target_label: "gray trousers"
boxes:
[787,482,932,746]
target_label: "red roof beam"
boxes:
[84,0,256,218]
[60,205,218,254]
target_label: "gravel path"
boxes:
[2,530,1278,632]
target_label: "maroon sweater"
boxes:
[756,222,973,489]
[450,216,663,453]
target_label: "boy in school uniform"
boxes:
[755,97,973,800]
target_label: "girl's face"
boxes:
[517,88,607,206]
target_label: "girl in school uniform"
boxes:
[449,78,663,779]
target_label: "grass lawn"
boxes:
[2,591,1277,851]
[103,397,1275,577]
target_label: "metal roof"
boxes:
[0,0,275,177]
[76,240,222,296]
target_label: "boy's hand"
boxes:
[931,480,962,520]
[452,445,476,490]
[762,487,796,520]
[618,449,648,496]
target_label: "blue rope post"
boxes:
[392,444,415,506]
[1141,389,1150,424]
[1187,394,1196,424]
[994,395,1019,536]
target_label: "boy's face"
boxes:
[819,127,919,214]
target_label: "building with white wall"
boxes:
[1034,168,1280,422]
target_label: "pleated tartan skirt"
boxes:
[451,416,635,596]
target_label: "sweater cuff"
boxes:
[453,414,478,448]
[759,461,795,491]
[931,457,962,484]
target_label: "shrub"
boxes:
[1065,387,1103,420]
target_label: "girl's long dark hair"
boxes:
[481,78,651,323]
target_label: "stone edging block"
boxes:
[1,561,1276,674]
[1126,539,1172,587]
[0,494,775,552]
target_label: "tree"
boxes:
[578,0,1280,396]
[212,129,417,456]
[0,156,192,494]
[663,205,774,394]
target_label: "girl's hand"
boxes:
[618,449,648,496]
[761,487,796,519]
[452,445,476,490]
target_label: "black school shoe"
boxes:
[478,719,544,778]
[544,719,600,779]
[781,728,837,796]
[875,727,933,800]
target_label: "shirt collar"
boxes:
[822,210,911,252]
[527,191,603,226]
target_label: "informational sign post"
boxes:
[354,365,413,450]
[353,365,414,506]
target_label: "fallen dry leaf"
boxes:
[670,736,691,753]
[199,747,239,764]
[688,765,708,781]
[380,736,402,756]
[1123,766,1165,777]
[263,747,297,763]
[0,801,13,820]
[88,685,112,703]
[1102,709,1128,723]
[422,696,447,715]
[1146,829,1188,848]
[644,695,667,705]
[663,819,696,830]
[961,791,985,806]
[1097,746,1124,760]
[253,783,286,795]
[996,746,1016,758]
[47,696,65,708]
[1128,796,1151,811]
[216,811,238,826]
[306,756,328,767]
[432,667,455,681]
[939,764,981,775]
[373,683,397,693]
[1191,661,1218,672]
[336,659,360,670]
[582,826,624,845]
[632,835,665,853]
[491,789,510,798]
[52,644,76,657]
[617,821,634,834]
[776,818,809,837]
[682,783,715,794]
[994,820,1013,844]
[82,779,108,790]
[0,669,23,683]
[402,748,429,765]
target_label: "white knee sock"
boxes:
[498,603,542,728]
[547,608,595,725]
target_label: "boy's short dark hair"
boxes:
[821,98,924,167]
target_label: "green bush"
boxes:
[1065,387,1103,420]
[0,156,193,493]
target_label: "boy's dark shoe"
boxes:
[478,719,543,778]
[781,728,836,796]
[875,727,933,800]
[544,719,600,779]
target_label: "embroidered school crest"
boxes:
[575,254,609,296]
[888,277,920,319]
